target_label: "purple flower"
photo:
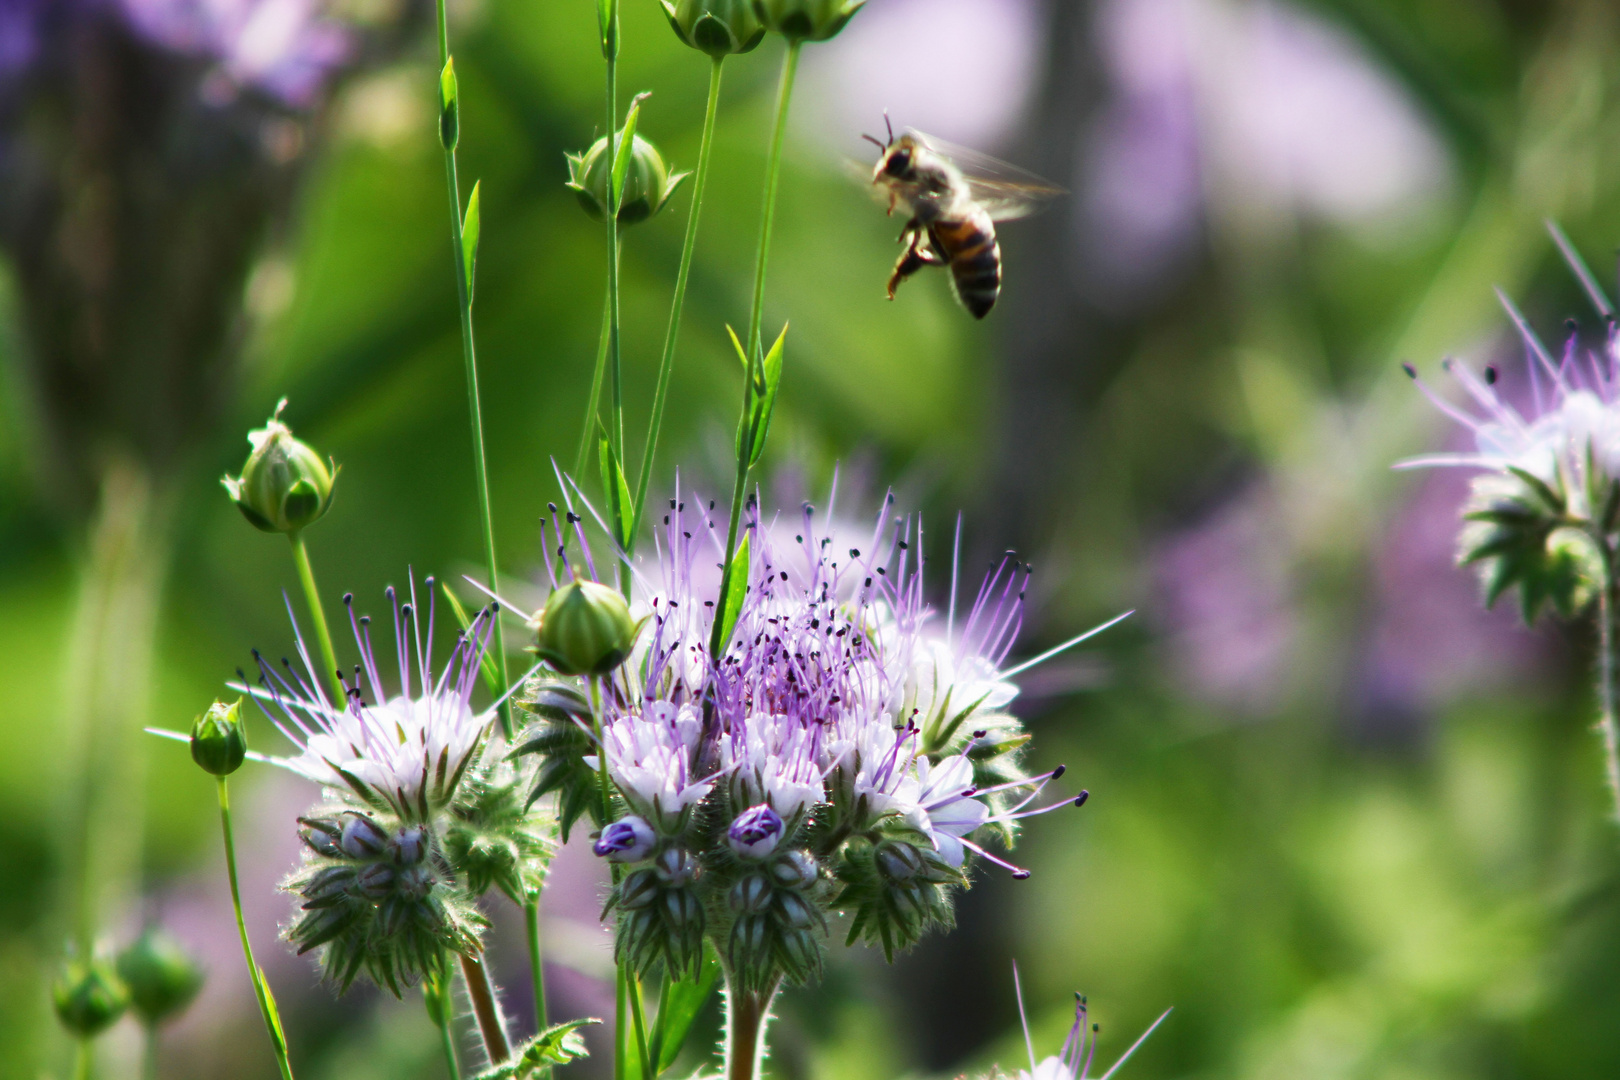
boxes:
[240,573,500,821]
[593,816,656,862]
[727,804,784,860]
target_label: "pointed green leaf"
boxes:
[461,180,482,302]
[440,581,499,695]
[256,965,288,1056]
[715,532,750,655]
[726,324,749,370]
[611,93,650,209]
[746,322,789,467]
[598,429,634,549]
[438,56,459,150]
[650,948,721,1072]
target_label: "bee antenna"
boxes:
[883,110,894,143]
[862,133,886,150]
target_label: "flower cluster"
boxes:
[244,575,553,992]
[516,490,1093,989]
[1400,293,1620,621]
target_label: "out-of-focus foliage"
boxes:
[2,0,1620,1077]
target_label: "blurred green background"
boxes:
[4,0,1620,1076]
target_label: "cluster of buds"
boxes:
[516,492,1091,990]
[1400,292,1620,623]
[225,574,554,995]
[289,808,485,993]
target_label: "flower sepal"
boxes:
[1458,470,1601,622]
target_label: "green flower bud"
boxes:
[115,928,204,1027]
[659,0,765,56]
[221,399,338,534]
[565,133,690,226]
[534,580,641,675]
[53,956,130,1038]
[751,0,865,41]
[190,699,248,777]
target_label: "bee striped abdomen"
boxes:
[931,214,1001,319]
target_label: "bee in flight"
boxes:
[863,118,1063,319]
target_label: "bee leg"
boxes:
[887,227,942,300]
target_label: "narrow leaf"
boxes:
[598,429,634,549]
[438,57,459,151]
[652,949,721,1072]
[715,533,750,654]
[726,324,749,370]
[461,180,482,302]
[746,322,789,467]
[440,581,499,695]
[256,965,288,1055]
[611,92,651,208]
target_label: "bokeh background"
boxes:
[3,0,1620,1076]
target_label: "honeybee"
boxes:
[863,119,1063,319]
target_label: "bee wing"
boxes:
[906,129,1066,221]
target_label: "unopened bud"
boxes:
[53,957,129,1037]
[299,817,344,858]
[300,865,357,908]
[750,0,865,41]
[618,868,659,910]
[190,699,247,777]
[874,841,923,883]
[356,863,397,900]
[593,816,656,862]
[390,826,429,867]
[565,133,689,227]
[727,804,784,860]
[221,399,337,534]
[535,580,641,675]
[728,874,772,914]
[340,814,389,858]
[658,0,765,55]
[770,849,818,889]
[653,846,696,887]
[396,865,434,899]
[116,928,204,1027]
[773,890,816,929]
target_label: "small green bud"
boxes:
[221,399,338,534]
[534,580,640,675]
[439,57,459,151]
[751,0,865,41]
[116,928,204,1027]
[659,0,765,56]
[565,133,690,226]
[53,956,130,1037]
[190,699,248,777]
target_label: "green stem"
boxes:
[744,41,801,360]
[1597,564,1620,822]
[605,41,624,475]
[429,976,462,1080]
[615,967,628,1080]
[143,1025,159,1080]
[575,292,613,480]
[288,532,343,704]
[711,42,800,658]
[219,778,296,1080]
[721,976,779,1080]
[525,892,548,1035]
[74,1038,92,1080]
[629,974,652,1080]
[435,0,513,740]
[459,953,512,1065]
[631,56,726,541]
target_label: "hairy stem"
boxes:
[525,892,548,1035]
[458,954,511,1065]
[288,532,342,703]
[1598,571,1620,823]
[721,976,779,1080]
[631,56,726,540]
[219,778,296,1080]
[435,0,513,739]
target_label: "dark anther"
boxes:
[1485,365,1498,385]
[1074,790,1090,807]
[548,503,558,513]
[1051,764,1066,779]
[343,592,354,605]
[1400,361,1417,378]
[850,548,860,558]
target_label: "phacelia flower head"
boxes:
[1399,230,1620,623]
[514,480,1122,987]
[247,573,499,821]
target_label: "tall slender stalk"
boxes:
[288,532,342,703]
[605,41,625,471]
[434,0,513,741]
[721,977,779,1080]
[631,56,726,539]
[575,293,614,480]
[459,954,512,1065]
[1596,569,1620,821]
[218,777,296,1080]
[712,42,801,659]
[525,892,548,1035]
